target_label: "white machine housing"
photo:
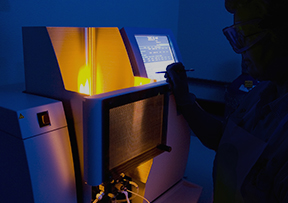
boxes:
[0,85,77,203]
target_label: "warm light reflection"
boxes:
[134,77,156,86]
[44,128,76,189]
[80,80,90,95]
[95,62,103,94]
[78,65,91,95]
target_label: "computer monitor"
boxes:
[120,27,182,81]
[83,81,170,186]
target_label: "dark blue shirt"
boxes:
[228,81,288,202]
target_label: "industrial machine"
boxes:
[21,26,202,203]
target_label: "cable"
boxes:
[129,181,139,192]
[92,199,99,203]
[115,190,137,203]
[126,189,150,203]
[115,181,139,203]
[121,191,130,203]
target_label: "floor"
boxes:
[184,134,216,203]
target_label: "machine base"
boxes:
[153,179,202,203]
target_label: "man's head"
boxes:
[225,0,288,46]
[224,0,288,82]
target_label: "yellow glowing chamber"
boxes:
[46,27,153,96]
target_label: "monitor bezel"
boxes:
[120,27,183,78]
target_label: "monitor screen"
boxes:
[134,35,176,81]
[83,81,169,186]
[120,27,182,81]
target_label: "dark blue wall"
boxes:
[0,0,240,86]
[178,0,241,82]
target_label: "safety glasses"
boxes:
[223,19,268,54]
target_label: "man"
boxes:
[165,0,288,202]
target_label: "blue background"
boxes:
[0,0,241,87]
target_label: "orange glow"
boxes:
[47,27,86,93]
[134,77,156,86]
[48,27,156,95]
[91,28,135,94]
